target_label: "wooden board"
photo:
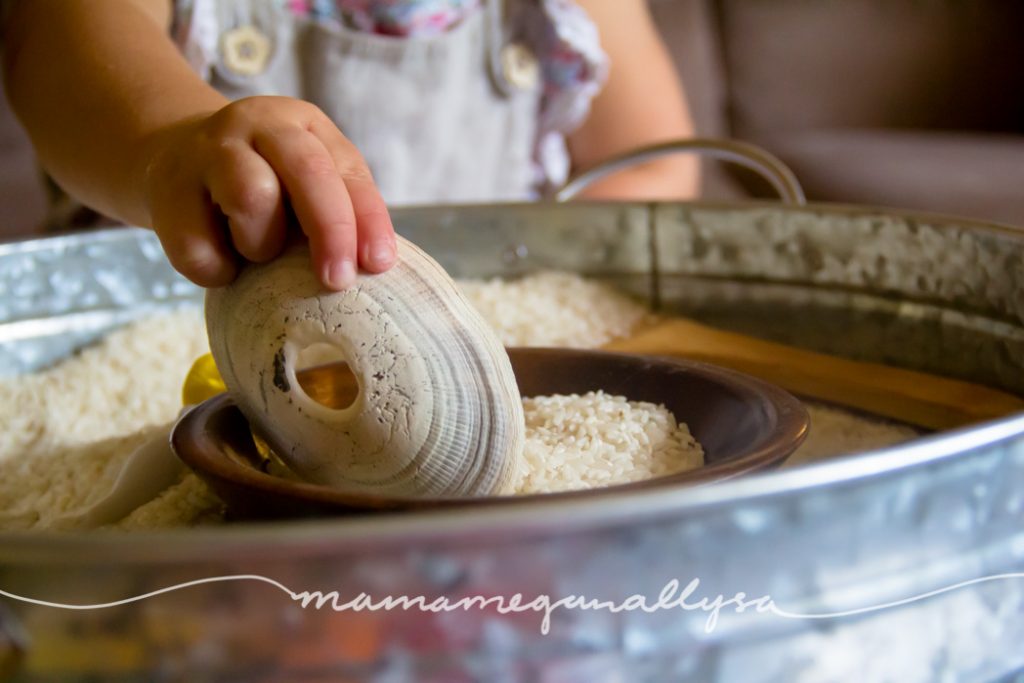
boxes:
[603,317,1024,431]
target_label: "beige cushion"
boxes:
[717,0,1024,135]
[754,129,1024,226]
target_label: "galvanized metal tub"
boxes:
[0,201,1022,682]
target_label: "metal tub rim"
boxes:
[3,196,1024,251]
[1,412,1021,564]
[1,198,1023,563]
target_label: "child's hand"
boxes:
[141,96,396,290]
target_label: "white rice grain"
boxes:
[514,391,704,494]
[458,271,650,348]
[0,309,221,531]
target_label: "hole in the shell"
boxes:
[294,342,359,410]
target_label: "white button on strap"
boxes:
[221,25,272,77]
[500,43,540,91]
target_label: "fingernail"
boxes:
[326,259,357,289]
[371,240,396,268]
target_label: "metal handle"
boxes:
[555,138,807,205]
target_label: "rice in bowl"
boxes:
[514,390,704,494]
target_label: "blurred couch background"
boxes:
[651,0,1024,225]
[2,0,1023,239]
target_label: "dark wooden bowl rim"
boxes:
[171,348,809,517]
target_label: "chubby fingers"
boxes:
[204,140,287,264]
[151,98,396,291]
[254,125,357,289]
[149,174,238,288]
[151,140,290,287]
[308,117,396,275]
[254,121,396,291]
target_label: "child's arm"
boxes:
[2,0,395,290]
[569,0,700,200]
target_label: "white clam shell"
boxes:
[205,237,524,497]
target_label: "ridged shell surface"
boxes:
[205,237,524,498]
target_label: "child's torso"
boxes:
[176,0,576,205]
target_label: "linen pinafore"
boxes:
[172,0,607,205]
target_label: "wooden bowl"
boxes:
[171,348,808,519]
